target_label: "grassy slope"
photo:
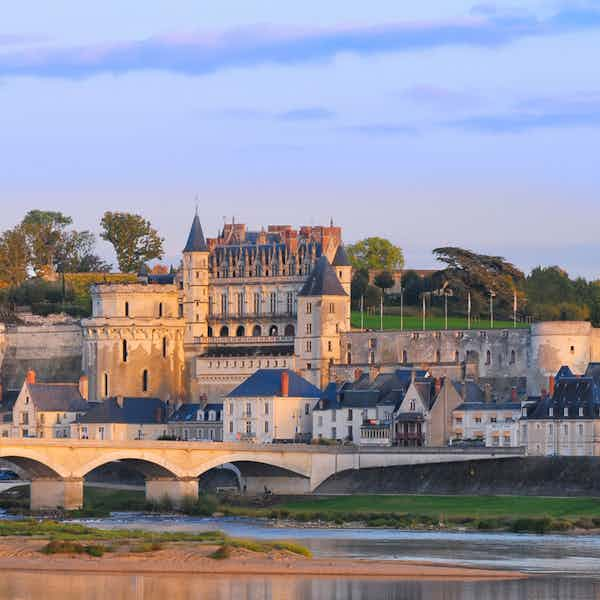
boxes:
[272,495,600,520]
[351,312,528,331]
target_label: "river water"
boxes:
[2,513,600,599]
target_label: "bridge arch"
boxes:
[0,450,69,479]
[192,454,311,480]
[74,451,187,480]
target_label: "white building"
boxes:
[223,369,321,443]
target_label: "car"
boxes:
[0,470,18,481]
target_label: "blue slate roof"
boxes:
[169,403,223,422]
[183,213,208,252]
[298,256,347,297]
[556,365,575,380]
[525,376,600,420]
[27,384,88,412]
[76,397,166,424]
[227,369,321,398]
[456,402,521,412]
[332,245,352,267]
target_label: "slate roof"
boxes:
[525,376,600,420]
[585,363,600,384]
[183,213,208,253]
[556,365,575,380]
[298,256,347,297]
[227,369,322,398]
[76,397,166,424]
[0,390,18,412]
[452,381,486,404]
[455,402,521,412]
[169,403,223,423]
[27,384,87,412]
[332,245,352,267]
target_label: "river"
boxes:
[2,513,600,599]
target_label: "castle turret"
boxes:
[183,211,210,341]
[332,245,352,330]
[296,256,350,388]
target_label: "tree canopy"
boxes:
[100,212,164,273]
[347,237,404,273]
[0,226,30,288]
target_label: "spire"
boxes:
[298,256,348,297]
[183,212,208,253]
[332,245,351,267]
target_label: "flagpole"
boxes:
[444,293,448,331]
[360,295,364,332]
[513,289,517,329]
[422,294,426,331]
[380,292,383,332]
[400,287,404,331]
[467,291,471,330]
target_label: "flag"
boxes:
[467,291,472,328]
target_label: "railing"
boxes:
[208,312,297,323]
[194,335,294,346]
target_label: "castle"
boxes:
[4,213,597,406]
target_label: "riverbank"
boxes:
[0,537,525,580]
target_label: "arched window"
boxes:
[510,350,516,365]
[103,372,109,397]
[402,350,408,363]
[158,302,163,318]
[122,339,128,363]
[436,350,441,363]
[269,325,278,337]
[486,350,491,366]
[125,302,130,317]
[220,326,229,337]
[284,324,295,337]
[142,369,149,393]
[252,325,262,337]
[207,326,214,338]
[455,351,460,363]
[162,336,168,359]
[236,325,245,337]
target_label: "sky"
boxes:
[1,1,599,279]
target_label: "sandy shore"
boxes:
[0,538,526,580]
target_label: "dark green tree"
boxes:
[0,226,30,287]
[100,212,164,273]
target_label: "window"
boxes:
[270,292,277,314]
[485,350,491,366]
[328,341,333,352]
[125,302,129,317]
[549,407,554,417]
[246,421,252,434]
[229,402,234,416]
[579,407,584,417]
[317,416,323,427]
[332,409,336,423]
[264,421,269,433]
[564,424,569,436]
[287,292,294,315]
[162,337,168,359]
[178,303,184,318]
[253,293,261,315]
[475,417,482,424]
[329,303,335,314]
[103,372,109,397]
[306,302,312,314]
[455,351,460,363]
[264,402,269,415]
[564,407,569,417]
[306,323,312,335]
[332,427,337,439]
[348,409,353,421]
[158,302,163,318]
[510,350,516,365]
[142,369,149,392]
[436,350,441,363]
[221,294,228,316]
[305,403,310,416]
[122,339,128,363]
[229,421,233,434]
[578,424,584,436]
[369,351,375,364]
[245,402,252,417]
[306,341,312,352]
[455,417,463,424]
[402,350,408,363]
[348,425,353,440]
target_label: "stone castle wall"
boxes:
[0,324,83,390]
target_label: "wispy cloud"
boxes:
[402,84,483,110]
[277,107,336,121]
[0,6,600,79]
[342,123,418,136]
[447,93,600,133]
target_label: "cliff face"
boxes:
[0,324,84,390]
[317,457,600,497]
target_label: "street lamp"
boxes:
[489,290,496,329]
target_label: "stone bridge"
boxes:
[0,439,524,510]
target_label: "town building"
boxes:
[521,364,600,457]
[223,369,321,443]
[451,381,522,447]
[72,396,167,441]
[168,402,223,441]
[0,390,17,438]
[11,370,88,439]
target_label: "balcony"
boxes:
[194,335,294,346]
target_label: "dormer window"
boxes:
[564,407,569,417]
[579,407,584,417]
[549,407,554,417]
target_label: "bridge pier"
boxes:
[145,478,198,507]
[30,478,83,511]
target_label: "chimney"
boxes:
[78,374,89,401]
[541,387,547,400]
[434,377,442,397]
[281,371,289,397]
[511,387,518,402]
[26,369,36,385]
[116,396,124,409]
[484,384,492,403]
[549,375,556,397]
[155,405,164,423]
[354,368,363,381]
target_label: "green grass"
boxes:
[351,311,528,331]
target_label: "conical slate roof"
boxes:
[183,213,208,252]
[298,256,348,297]
[332,245,351,267]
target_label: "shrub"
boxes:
[130,542,164,554]
[42,540,105,557]
[210,544,232,560]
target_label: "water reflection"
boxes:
[1,572,600,600]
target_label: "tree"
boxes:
[55,230,111,273]
[0,226,30,287]
[433,247,525,319]
[100,212,164,273]
[374,270,395,293]
[364,285,382,310]
[21,210,72,276]
[351,268,369,308]
[347,237,404,273]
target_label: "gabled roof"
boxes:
[76,397,165,424]
[227,369,322,399]
[332,245,352,267]
[526,376,600,420]
[451,381,486,404]
[556,365,575,380]
[169,403,223,422]
[183,213,208,253]
[298,256,347,297]
[26,383,87,412]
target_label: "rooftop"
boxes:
[298,256,348,297]
[76,397,165,424]
[227,369,322,399]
